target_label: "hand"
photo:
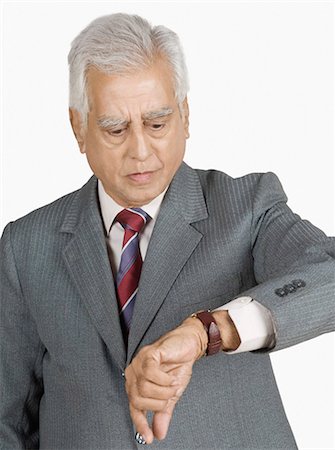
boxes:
[125,310,241,444]
[125,318,207,444]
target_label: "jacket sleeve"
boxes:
[0,223,44,449]
[241,172,335,352]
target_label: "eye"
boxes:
[107,128,126,136]
[148,123,165,131]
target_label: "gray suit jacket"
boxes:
[1,162,334,449]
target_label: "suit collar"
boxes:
[163,161,208,224]
[60,161,208,233]
[60,175,100,235]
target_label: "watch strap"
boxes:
[193,310,222,356]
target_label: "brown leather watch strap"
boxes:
[193,310,222,356]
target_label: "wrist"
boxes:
[180,309,241,359]
[180,317,208,360]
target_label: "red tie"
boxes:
[115,208,151,341]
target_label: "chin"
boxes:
[129,186,161,204]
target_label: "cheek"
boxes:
[84,138,124,177]
[158,126,186,161]
[86,128,110,150]
[166,132,186,164]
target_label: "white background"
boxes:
[1,1,334,449]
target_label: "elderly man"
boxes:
[0,12,334,450]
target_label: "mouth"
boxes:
[127,171,156,184]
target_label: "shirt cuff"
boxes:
[213,297,276,354]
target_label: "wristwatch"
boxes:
[191,310,222,356]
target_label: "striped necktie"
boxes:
[115,208,151,341]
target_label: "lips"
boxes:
[127,171,155,183]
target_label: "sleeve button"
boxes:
[283,284,297,293]
[292,279,306,288]
[275,288,287,297]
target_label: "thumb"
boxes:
[152,401,176,441]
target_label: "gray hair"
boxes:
[68,13,189,123]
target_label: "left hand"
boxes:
[125,317,207,444]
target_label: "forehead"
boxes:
[86,61,176,117]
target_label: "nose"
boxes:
[128,127,152,162]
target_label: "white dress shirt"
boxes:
[98,180,275,353]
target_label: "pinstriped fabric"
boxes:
[115,208,151,341]
[1,163,334,449]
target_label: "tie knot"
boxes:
[115,208,151,233]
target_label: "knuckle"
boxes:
[132,396,144,410]
[142,363,153,377]
[128,391,139,407]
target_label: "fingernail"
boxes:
[135,432,146,445]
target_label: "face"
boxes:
[70,60,189,207]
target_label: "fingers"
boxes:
[130,398,177,444]
[129,395,170,412]
[140,365,176,388]
[125,358,179,410]
[125,351,175,388]
[125,363,179,414]
[152,401,176,441]
[125,336,196,445]
[137,380,178,400]
[129,405,154,445]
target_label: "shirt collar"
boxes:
[98,179,168,234]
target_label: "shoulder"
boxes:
[2,176,96,246]
[193,167,287,208]
[194,166,282,190]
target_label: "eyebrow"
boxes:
[96,117,128,129]
[142,107,174,121]
[96,107,174,129]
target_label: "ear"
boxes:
[181,97,190,139]
[69,108,86,153]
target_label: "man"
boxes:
[0,12,334,449]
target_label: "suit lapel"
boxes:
[61,177,126,371]
[127,162,208,363]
